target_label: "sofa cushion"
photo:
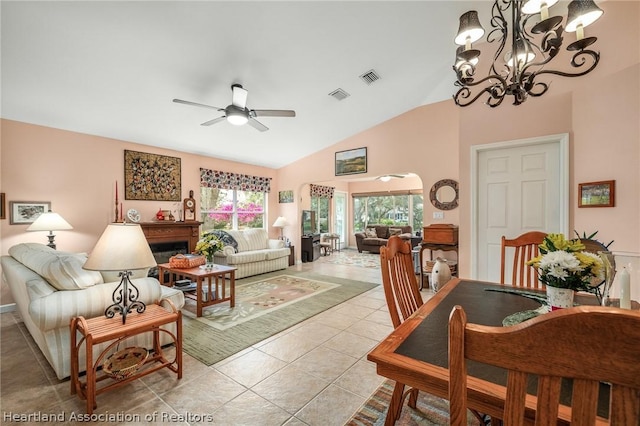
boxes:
[375,226,389,239]
[226,229,269,252]
[265,247,290,260]
[362,238,387,246]
[365,228,378,238]
[9,243,104,290]
[225,250,269,265]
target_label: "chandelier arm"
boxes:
[454,74,508,107]
[530,49,600,80]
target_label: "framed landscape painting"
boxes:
[10,201,50,224]
[278,190,294,203]
[578,180,615,207]
[335,147,367,176]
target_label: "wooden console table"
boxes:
[70,302,182,414]
[157,263,236,317]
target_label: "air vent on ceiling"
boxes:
[359,69,380,85]
[329,88,350,101]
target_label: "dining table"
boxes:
[367,277,609,425]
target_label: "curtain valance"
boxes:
[310,184,334,198]
[200,168,272,192]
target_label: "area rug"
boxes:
[323,250,380,269]
[346,379,485,426]
[181,271,377,366]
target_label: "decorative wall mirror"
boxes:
[430,179,459,210]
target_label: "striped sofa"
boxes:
[1,243,184,379]
[213,228,290,279]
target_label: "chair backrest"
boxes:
[448,305,640,426]
[380,235,424,328]
[500,231,547,288]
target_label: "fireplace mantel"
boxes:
[139,221,201,253]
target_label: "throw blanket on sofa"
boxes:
[209,230,239,251]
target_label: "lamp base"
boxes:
[46,232,57,250]
[105,271,146,324]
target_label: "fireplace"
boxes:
[139,221,201,278]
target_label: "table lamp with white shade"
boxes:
[26,211,73,249]
[272,216,289,240]
[83,223,157,324]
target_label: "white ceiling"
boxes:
[2,1,484,169]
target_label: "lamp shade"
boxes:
[272,216,289,228]
[565,0,603,32]
[454,10,485,46]
[226,106,249,125]
[521,0,559,15]
[83,223,156,271]
[26,211,73,232]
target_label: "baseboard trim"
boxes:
[0,303,16,313]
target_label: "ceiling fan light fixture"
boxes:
[226,106,248,126]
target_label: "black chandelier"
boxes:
[453,0,603,107]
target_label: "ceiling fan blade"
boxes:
[247,117,269,132]
[173,98,223,111]
[252,109,296,118]
[231,84,248,109]
[200,116,226,126]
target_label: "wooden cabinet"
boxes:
[301,234,320,262]
[288,245,295,266]
[420,224,459,290]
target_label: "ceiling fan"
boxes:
[173,84,296,132]
[376,174,407,182]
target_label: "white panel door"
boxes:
[472,134,569,282]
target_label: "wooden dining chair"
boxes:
[448,305,640,426]
[500,231,547,288]
[379,235,424,424]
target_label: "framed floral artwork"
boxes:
[124,150,181,201]
[9,201,50,224]
[578,180,615,208]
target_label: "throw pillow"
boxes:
[389,228,403,236]
[9,243,103,290]
[365,228,378,238]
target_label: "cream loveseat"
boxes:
[1,243,184,379]
[212,228,290,279]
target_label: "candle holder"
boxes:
[597,251,616,306]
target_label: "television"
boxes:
[301,210,316,236]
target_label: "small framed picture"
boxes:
[578,180,615,208]
[10,201,51,224]
[278,190,294,203]
[335,147,367,176]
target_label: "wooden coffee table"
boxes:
[158,263,236,317]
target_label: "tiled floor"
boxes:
[1,249,435,425]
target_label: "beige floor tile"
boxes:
[334,359,386,398]
[363,309,393,326]
[322,330,378,359]
[290,346,357,382]
[258,331,320,363]
[215,349,287,388]
[159,369,246,413]
[295,384,366,426]
[345,318,394,341]
[251,364,331,414]
[288,321,341,344]
[208,390,291,426]
[309,309,361,330]
[331,303,376,320]
[347,294,387,310]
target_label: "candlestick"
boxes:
[120,203,123,222]
[115,181,119,222]
[619,267,631,309]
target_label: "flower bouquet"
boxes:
[194,231,225,267]
[527,233,604,309]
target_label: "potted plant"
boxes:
[527,233,604,310]
[194,231,225,268]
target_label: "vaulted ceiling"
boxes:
[3,1,491,168]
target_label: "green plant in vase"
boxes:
[194,231,225,267]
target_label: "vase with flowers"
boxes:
[527,233,604,310]
[194,231,225,269]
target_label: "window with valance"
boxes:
[309,184,335,233]
[310,184,334,198]
[200,168,271,230]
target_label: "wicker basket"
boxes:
[103,347,148,381]
[169,254,205,268]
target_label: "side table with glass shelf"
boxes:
[70,301,182,415]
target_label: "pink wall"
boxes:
[1,2,638,304]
